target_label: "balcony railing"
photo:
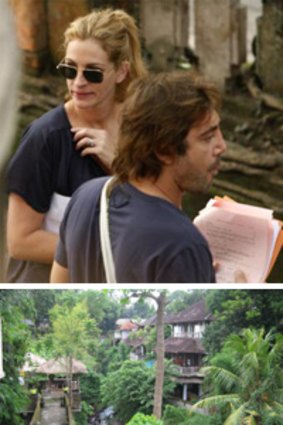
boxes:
[174,365,203,375]
[173,332,203,339]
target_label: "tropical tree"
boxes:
[49,300,100,406]
[126,412,163,425]
[100,359,176,423]
[192,328,283,424]
[123,297,155,319]
[129,290,167,419]
[166,290,207,314]
[81,290,122,334]
[96,337,131,375]
[203,290,283,354]
[162,404,214,425]
[26,290,58,334]
[0,291,32,425]
[152,291,166,419]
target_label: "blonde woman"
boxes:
[6,8,147,282]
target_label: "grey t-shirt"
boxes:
[55,177,215,283]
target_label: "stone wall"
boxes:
[48,0,90,65]
[9,0,141,74]
[9,0,49,72]
[194,0,246,91]
[9,0,92,73]
[140,0,189,71]
[10,0,272,95]
[256,0,283,96]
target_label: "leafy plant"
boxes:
[163,404,214,425]
[100,360,175,423]
[193,328,283,424]
[126,412,163,425]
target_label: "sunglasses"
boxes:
[56,63,104,83]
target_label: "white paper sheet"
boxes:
[42,192,71,234]
[194,205,273,283]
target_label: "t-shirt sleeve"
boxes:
[55,228,68,268]
[6,125,55,213]
[155,244,215,283]
[54,187,80,268]
[54,199,72,268]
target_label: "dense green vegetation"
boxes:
[101,360,176,423]
[194,328,283,424]
[0,289,282,425]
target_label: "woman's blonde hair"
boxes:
[64,8,147,102]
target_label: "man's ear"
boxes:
[116,61,130,84]
[155,151,174,165]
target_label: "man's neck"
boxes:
[129,176,182,209]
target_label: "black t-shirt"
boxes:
[56,177,216,283]
[6,104,107,283]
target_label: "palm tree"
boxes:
[152,291,166,419]
[130,290,167,419]
[192,328,283,424]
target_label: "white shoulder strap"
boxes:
[99,177,117,283]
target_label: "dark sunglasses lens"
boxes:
[57,65,77,79]
[84,69,104,83]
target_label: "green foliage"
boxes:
[166,290,207,314]
[79,372,101,408]
[81,290,122,334]
[162,405,189,425]
[100,360,176,423]
[26,290,58,334]
[30,332,55,359]
[126,412,163,425]
[0,291,32,425]
[0,382,28,425]
[194,328,283,424]
[96,338,131,374]
[50,300,100,362]
[123,297,155,319]
[163,404,213,425]
[74,400,94,425]
[204,290,283,354]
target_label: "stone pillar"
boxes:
[182,383,188,401]
[47,0,90,66]
[9,0,48,73]
[256,0,283,96]
[195,0,246,91]
[231,5,247,66]
[140,0,189,71]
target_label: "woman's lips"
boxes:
[72,91,94,99]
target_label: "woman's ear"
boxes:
[116,61,130,84]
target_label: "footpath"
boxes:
[39,390,67,425]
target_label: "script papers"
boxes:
[193,197,283,283]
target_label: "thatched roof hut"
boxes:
[36,357,87,375]
[22,352,46,372]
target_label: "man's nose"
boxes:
[216,129,227,155]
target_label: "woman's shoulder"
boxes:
[28,104,70,134]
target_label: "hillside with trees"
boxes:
[0,289,282,425]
